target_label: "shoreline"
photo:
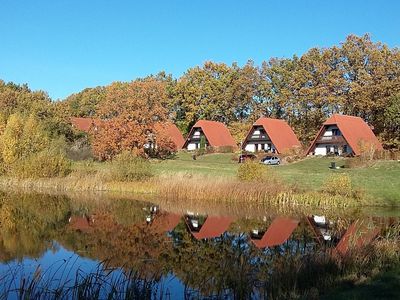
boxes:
[0,174,397,211]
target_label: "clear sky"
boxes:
[1,0,399,100]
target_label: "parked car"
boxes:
[261,155,281,165]
[238,153,257,163]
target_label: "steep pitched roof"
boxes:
[154,122,185,149]
[251,217,299,248]
[184,120,236,148]
[306,114,383,156]
[71,117,100,132]
[244,117,301,153]
[186,216,234,240]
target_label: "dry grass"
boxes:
[0,171,156,194]
[155,173,363,209]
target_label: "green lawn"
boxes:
[71,152,400,203]
[152,152,238,177]
[151,152,400,203]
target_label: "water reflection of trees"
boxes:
[0,191,398,299]
[0,192,70,261]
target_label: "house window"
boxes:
[343,145,348,153]
[332,129,341,136]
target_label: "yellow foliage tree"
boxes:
[0,113,50,167]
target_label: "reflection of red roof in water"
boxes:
[335,221,380,256]
[150,213,181,233]
[187,216,234,240]
[251,217,299,248]
[69,216,91,232]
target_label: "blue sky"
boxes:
[0,0,399,100]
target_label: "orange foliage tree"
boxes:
[91,79,169,160]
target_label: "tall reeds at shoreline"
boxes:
[156,173,366,209]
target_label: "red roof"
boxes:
[244,117,301,154]
[71,117,100,132]
[251,217,299,248]
[184,120,236,148]
[335,221,380,256]
[154,122,185,149]
[187,216,234,240]
[307,114,383,156]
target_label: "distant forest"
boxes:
[1,34,399,158]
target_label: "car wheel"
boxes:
[277,161,280,165]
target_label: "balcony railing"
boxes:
[317,135,345,144]
[249,134,270,140]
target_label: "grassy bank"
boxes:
[152,152,400,204]
[1,152,399,206]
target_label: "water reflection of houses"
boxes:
[184,214,234,240]
[148,212,181,233]
[334,221,380,256]
[306,215,381,255]
[250,217,299,248]
[68,215,94,232]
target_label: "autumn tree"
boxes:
[91,78,169,160]
[170,61,260,132]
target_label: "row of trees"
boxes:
[1,34,399,163]
[63,34,400,153]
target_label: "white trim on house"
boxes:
[243,126,276,153]
[312,126,353,156]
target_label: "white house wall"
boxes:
[313,143,353,156]
[244,142,276,153]
[187,143,198,151]
[244,144,256,152]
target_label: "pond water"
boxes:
[0,191,398,299]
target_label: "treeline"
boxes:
[0,34,399,165]
[62,34,400,150]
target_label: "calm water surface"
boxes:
[0,191,398,299]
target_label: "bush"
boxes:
[344,157,371,169]
[237,160,267,182]
[322,173,353,197]
[108,151,153,182]
[11,149,72,179]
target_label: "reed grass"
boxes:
[0,170,373,210]
[155,174,367,209]
[0,262,162,300]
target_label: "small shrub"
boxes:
[358,140,377,161]
[344,157,375,169]
[237,160,267,182]
[108,151,153,182]
[218,146,234,153]
[11,149,72,179]
[322,173,353,197]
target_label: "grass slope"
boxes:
[152,152,400,203]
